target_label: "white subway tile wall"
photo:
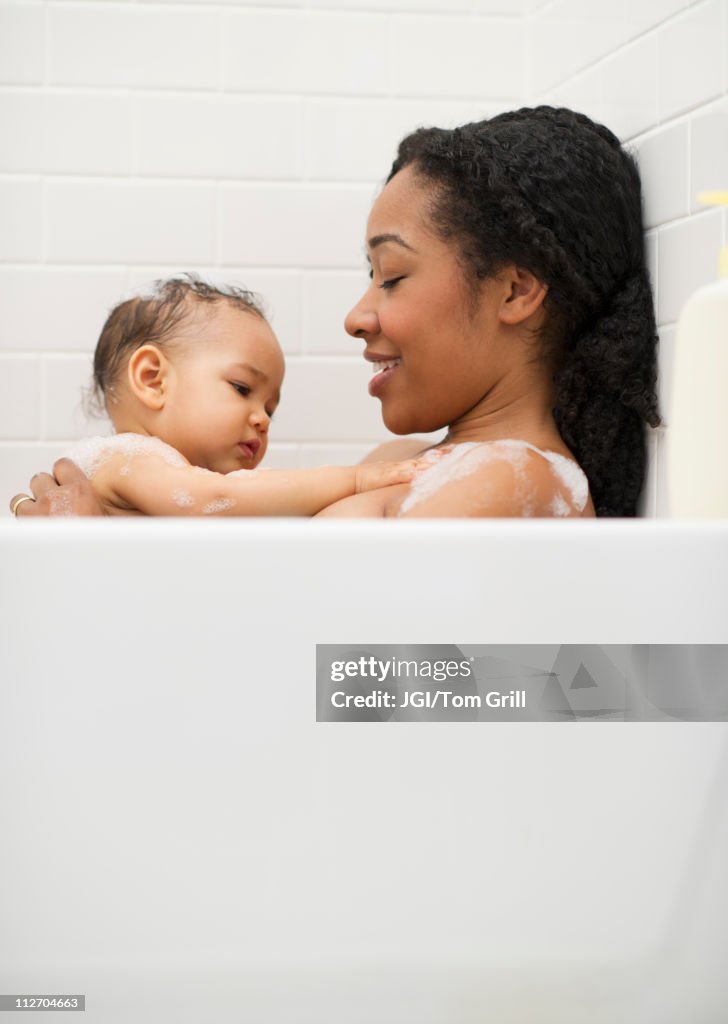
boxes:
[390,16,523,99]
[0,93,133,176]
[636,121,690,229]
[657,324,679,427]
[0,4,44,86]
[656,0,725,121]
[303,98,487,181]
[1,0,726,516]
[303,270,369,355]
[270,358,392,444]
[0,179,43,263]
[656,208,723,325]
[46,181,218,264]
[640,428,660,518]
[690,97,728,209]
[645,232,659,299]
[599,34,660,141]
[49,6,220,90]
[41,356,109,442]
[219,184,373,267]
[0,268,128,353]
[0,357,42,439]
[134,96,303,181]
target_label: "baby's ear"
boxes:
[127,345,169,410]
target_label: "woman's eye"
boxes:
[380,276,404,290]
[231,382,251,397]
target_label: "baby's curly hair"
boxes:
[388,106,661,516]
[90,273,265,415]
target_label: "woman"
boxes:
[11,106,660,519]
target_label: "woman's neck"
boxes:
[443,369,562,449]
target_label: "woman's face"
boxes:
[344,166,511,436]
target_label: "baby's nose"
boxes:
[250,407,270,431]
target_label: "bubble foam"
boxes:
[399,440,589,516]
[172,490,195,508]
[65,433,188,479]
[201,498,236,514]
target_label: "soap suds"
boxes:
[399,440,588,516]
[546,454,589,511]
[202,498,236,514]
[550,494,572,517]
[399,442,519,514]
[172,490,195,508]
[65,433,188,479]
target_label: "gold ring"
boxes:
[11,495,36,517]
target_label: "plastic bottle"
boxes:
[665,191,728,517]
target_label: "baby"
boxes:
[66,275,420,516]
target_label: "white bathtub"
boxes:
[1,519,727,1023]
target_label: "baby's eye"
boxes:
[380,276,404,290]
[231,382,251,397]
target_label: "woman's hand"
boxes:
[9,459,104,517]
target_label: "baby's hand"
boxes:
[354,457,432,494]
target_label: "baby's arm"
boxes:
[90,451,421,517]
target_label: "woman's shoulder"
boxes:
[398,439,592,518]
[64,432,187,479]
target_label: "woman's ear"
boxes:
[498,266,548,326]
[126,345,169,411]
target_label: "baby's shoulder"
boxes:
[65,433,188,480]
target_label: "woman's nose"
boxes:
[344,291,380,339]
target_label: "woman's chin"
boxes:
[381,403,445,436]
[380,407,413,435]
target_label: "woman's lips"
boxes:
[368,358,402,398]
[238,440,261,460]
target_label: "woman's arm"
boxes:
[93,451,422,517]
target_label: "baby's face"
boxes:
[161,303,285,473]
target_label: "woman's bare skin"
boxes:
[315,439,596,519]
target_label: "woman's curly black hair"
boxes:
[388,106,661,517]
